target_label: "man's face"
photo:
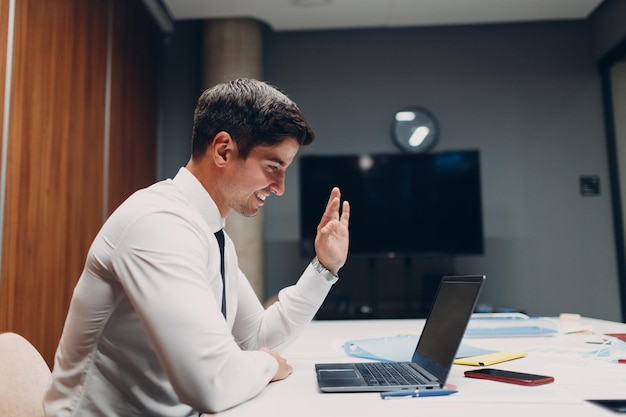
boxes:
[221,138,300,217]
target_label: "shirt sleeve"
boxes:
[232,260,335,353]
[111,212,278,414]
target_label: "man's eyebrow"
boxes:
[268,156,286,167]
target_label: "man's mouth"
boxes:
[255,192,267,203]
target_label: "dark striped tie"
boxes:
[214,229,226,318]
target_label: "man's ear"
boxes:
[212,131,234,167]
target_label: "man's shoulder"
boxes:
[106,180,205,229]
[120,179,189,212]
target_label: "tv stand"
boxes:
[315,255,455,320]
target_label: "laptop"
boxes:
[315,275,485,392]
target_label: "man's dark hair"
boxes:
[191,79,315,159]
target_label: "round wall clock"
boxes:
[391,106,439,153]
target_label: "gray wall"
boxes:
[590,0,626,59]
[261,21,620,321]
[158,22,203,180]
[160,18,623,321]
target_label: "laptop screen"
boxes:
[411,276,484,382]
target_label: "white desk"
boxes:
[218,317,626,416]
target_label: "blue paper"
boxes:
[465,326,558,337]
[465,315,559,337]
[343,335,495,362]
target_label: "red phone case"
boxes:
[464,369,554,386]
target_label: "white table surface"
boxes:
[216,317,626,416]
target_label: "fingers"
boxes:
[340,200,350,226]
[272,357,293,381]
[321,187,341,222]
[317,187,349,239]
[321,187,347,224]
[261,347,293,382]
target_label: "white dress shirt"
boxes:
[44,167,335,416]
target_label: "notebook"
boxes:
[315,275,485,392]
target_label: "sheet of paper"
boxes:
[343,335,494,362]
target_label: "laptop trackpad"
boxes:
[319,369,360,379]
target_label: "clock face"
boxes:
[391,106,439,153]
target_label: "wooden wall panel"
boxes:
[108,0,159,213]
[0,0,7,161]
[0,0,161,366]
[0,0,108,365]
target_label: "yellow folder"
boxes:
[454,351,527,366]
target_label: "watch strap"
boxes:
[311,256,339,284]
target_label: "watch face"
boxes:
[391,106,438,153]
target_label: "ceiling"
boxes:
[159,0,605,32]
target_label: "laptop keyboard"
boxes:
[355,362,430,386]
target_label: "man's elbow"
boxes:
[176,380,263,414]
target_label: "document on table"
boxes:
[343,335,526,365]
[465,314,559,337]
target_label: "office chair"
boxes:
[0,332,51,417]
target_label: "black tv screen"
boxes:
[299,150,484,257]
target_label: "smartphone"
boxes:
[464,368,554,386]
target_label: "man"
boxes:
[44,79,350,416]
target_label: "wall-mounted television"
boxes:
[299,150,484,258]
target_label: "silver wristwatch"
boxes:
[311,256,339,284]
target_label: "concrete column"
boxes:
[202,18,266,300]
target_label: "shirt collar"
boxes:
[172,167,225,233]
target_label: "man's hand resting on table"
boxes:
[260,347,294,381]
